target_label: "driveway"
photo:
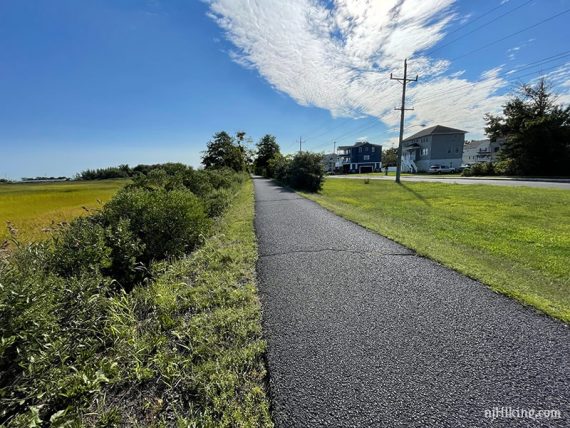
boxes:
[327,174,570,189]
[254,177,570,427]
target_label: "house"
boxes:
[401,125,466,173]
[336,141,382,173]
[463,138,505,164]
[321,153,339,173]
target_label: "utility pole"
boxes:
[333,141,337,173]
[390,59,418,184]
[299,136,303,153]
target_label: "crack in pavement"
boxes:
[259,248,415,258]
[256,198,304,203]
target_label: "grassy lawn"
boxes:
[302,178,570,323]
[0,180,126,243]
[344,172,464,178]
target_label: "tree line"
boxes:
[200,131,326,192]
[483,78,570,176]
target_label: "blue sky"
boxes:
[1,0,569,179]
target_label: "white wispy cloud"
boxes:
[205,0,567,139]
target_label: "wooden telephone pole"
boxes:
[390,59,418,184]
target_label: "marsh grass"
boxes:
[0,180,126,243]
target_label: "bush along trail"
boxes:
[0,166,272,427]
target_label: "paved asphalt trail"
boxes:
[327,175,570,189]
[254,178,570,427]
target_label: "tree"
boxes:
[484,79,570,176]
[254,134,281,176]
[382,147,398,166]
[201,131,248,172]
[287,152,325,192]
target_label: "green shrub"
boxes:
[286,152,325,192]
[104,218,146,290]
[463,162,487,176]
[182,169,215,198]
[51,217,112,277]
[129,168,183,191]
[481,162,495,175]
[268,154,290,182]
[0,255,112,425]
[494,159,518,175]
[203,168,241,190]
[205,187,233,217]
[101,188,211,263]
[462,160,518,177]
[0,178,271,426]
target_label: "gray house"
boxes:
[401,125,466,173]
[321,153,338,173]
[463,138,505,164]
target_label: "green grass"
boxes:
[302,178,570,323]
[341,172,466,178]
[0,179,272,426]
[345,172,464,177]
[0,180,126,243]
[93,179,272,426]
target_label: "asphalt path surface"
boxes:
[327,174,570,189]
[254,177,570,427]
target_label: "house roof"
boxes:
[404,143,421,150]
[463,139,489,151]
[337,141,382,149]
[403,125,467,142]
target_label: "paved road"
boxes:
[254,178,570,427]
[327,174,570,189]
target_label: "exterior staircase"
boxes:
[402,157,417,173]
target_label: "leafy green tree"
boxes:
[485,79,570,176]
[267,153,289,181]
[382,147,398,166]
[287,152,325,192]
[254,135,281,177]
[202,131,248,172]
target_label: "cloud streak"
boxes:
[206,0,568,139]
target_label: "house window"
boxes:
[363,155,370,160]
[359,147,362,152]
[421,148,429,156]
[371,147,375,152]
[365,146,369,151]
[455,147,459,153]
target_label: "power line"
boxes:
[302,119,384,152]
[437,0,516,39]
[411,50,570,104]
[448,8,570,63]
[293,56,568,155]
[412,57,570,106]
[297,116,342,141]
[408,66,568,130]
[426,0,534,56]
[327,121,383,145]
[302,117,355,141]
